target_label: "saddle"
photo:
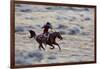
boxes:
[39,32,52,42]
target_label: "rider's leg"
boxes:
[47,33,50,40]
[44,32,50,41]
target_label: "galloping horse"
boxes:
[29,30,63,51]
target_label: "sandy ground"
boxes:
[15,4,95,65]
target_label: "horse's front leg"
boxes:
[53,42,61,51]
[48,43,55,49]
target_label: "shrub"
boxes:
[68,27,81,35]
[15,26,24,32]
[59,31,66,35]
[20,9,32,12]
[56,24,68,29]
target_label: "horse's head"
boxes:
[55,32,63,40]
[28,30,36,38]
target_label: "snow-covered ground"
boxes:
[15,4,95,66]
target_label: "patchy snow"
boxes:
[15,4,95,65]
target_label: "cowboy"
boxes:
[42,22,53,40]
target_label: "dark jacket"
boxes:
[42,24,52,33]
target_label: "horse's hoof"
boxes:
[50,47,54,49]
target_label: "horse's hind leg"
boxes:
[39,44,45,50]
[54,43,61,51]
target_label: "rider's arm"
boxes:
[49,24,53,29]
[49,25,53,32]
[42,25,45,28]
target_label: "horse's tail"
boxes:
[29,30,36,38]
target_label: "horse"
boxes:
[28,30,63,51]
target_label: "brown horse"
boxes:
[29,30,63,51]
